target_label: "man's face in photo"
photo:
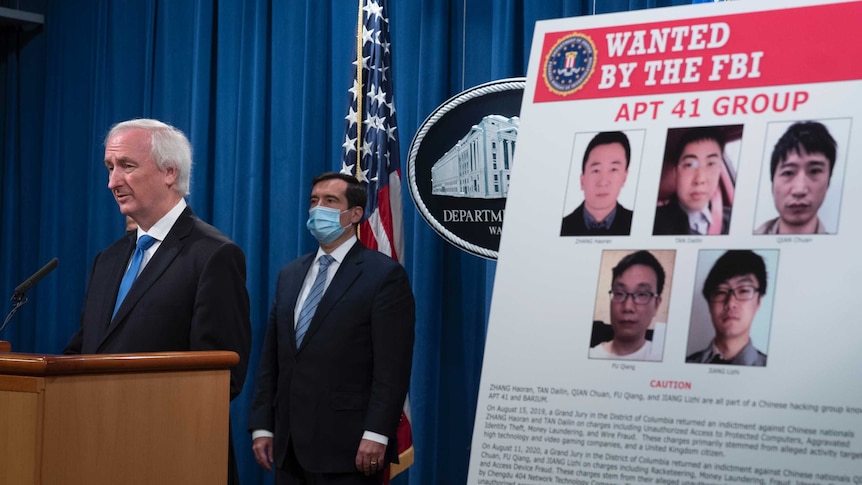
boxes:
[772,147,831,230]
[708,274,762,342]
[675,139,722,212]
[580,142,628,217]
[610,264,660,344]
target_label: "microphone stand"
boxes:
[0,294,28,335]
[1,258,59,336]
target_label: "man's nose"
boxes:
[107,169,122,189]
[789,172,809,195]
[724,295,739,310]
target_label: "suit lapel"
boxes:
[94,236,136,346]
[298,243,364,351]
[99,207,194,349]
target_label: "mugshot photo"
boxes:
[686,249,779,366]
[589,249,676,362]
[653,124,743,236]
[560,130,645,236]
[753,118,850,235]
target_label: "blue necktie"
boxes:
[112,235,156,319]
[295,255,335,348]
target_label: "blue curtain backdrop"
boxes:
[1,0,692,483]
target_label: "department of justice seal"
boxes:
[543,33,596,96]
[407,78,525,260]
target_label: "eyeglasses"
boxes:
[708,285,760,303]
[609,290,657,305]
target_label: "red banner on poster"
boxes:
[534,2,862,103]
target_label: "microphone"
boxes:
[13,258,59,298]
[1,258,59,336]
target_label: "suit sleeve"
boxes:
[365,264,416,440]
[189,242,252,399]
[63,329,84,355]
[247,289,280,432]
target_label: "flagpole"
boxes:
[339,2,414,480]
[355,0,364,178]
[355,0,364,241]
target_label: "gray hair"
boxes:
[106,119,192,196]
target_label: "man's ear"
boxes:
[349,205,364,224]
[163,164,178,186]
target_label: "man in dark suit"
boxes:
[249,172,415,485]
[64,118,251,484]
[560,131,633,236]
[653,127,732,236]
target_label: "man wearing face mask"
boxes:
[248,172,416,485]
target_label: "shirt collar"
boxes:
[583,205,617,230]
[136,198,187,242]
[709,339,759,365]
[316,235,357,265]
[684,204,712,234]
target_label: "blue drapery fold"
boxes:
[0,1,692,483]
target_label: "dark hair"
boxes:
[769,121,837,181]
[672,127,725,166]
[312,172,368,210]
[702,250,767,300]
[612,250,665,295]
[582,131,631,172]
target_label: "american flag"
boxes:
[341,0,404,265]
[339,0,413,481]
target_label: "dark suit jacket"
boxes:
[248,241,415,474]
[652,195,732,236]
[560,202,633,236]
[64,206,252,399]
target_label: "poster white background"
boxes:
[470,1,862,484]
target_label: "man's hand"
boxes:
[252,436,274,472]
[355,439,386,476]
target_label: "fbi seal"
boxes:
[543,33,596,96]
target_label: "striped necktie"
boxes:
[295,255,335,348]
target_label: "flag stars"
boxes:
[362,27,380,46]
[356,167,370,184]
[341,0,402,249]
[377,64,390,82]
[386,124,398,141]
[345,106,358,128]
[366,86,388,107]
[363,114,386,131]
[372,88,388,106]
[385,99,396,114]
[340,162,356,177]
[363,1,384,20]
[361,139,373,159]
[348,79,361,100]
[342,134,357,154]
[353,55,370,71]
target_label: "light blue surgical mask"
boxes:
[306,206,349,244]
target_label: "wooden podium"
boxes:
[0,343,237,485]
